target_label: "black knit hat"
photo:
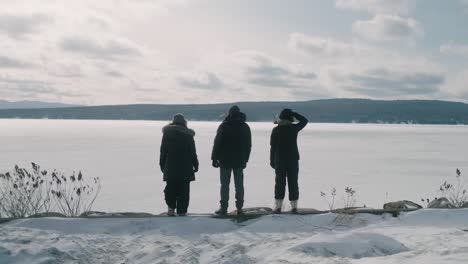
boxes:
[172,113,187,126]
[279,108,294,122]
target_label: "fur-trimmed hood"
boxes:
[163,124,195,137]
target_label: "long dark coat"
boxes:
[211,112,252,168]
[270,113,308,169]
[160,124,199,181]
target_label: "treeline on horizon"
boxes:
[1,99,468,125]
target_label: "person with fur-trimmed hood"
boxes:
[270,109,308,213]
[212,105,252,215]
[160,113,199,216]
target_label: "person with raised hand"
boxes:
[270,109,308,214]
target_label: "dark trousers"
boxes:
[219,168,244,210]
[274,161,299,201]
[164,179,190,214]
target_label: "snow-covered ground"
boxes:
[1,120,468,213]
[2,120,468,263]
[1,209,468,264]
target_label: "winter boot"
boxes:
[215,207,228,216]
[273,199,283,214]
[178,213,187,216]
[290,200,298,214]
[236,208,244,216]
[168,208,175,217]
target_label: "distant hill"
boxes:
[0,100,79,110]
[0,99,468,124]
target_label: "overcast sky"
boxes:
[0,0,467,105]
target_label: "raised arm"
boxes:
[293,112,308,132]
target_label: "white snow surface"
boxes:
[1,209,468,264]
[1,120,468,213]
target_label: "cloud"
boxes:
[171,50,326,102]
[50,64,84,78]
[287,32,445,99]
[86,17,112,31]
[248,76,297,88]
[0,13,52,40]
[294,72,319,80]
[249,59,289,77]
[105,70,124,78]
[288,33,354,57]
[0,56,34,68]
[0,1,458,104]
[60,36,142,60]
[0,77,53,94]
[177,71,223,89]
[0,76,83,99]
[440,42,468,58]
[340,68,444,97]
[352,14,424,42]
[442,69,468,100]
[335,0,414,14]
[235,51,317,88]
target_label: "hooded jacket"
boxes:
[160,124,199,181]
[211,111,252,168]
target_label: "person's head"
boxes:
[172,113,187,127]
[226,105,242,120]
[279,108,294,122]
[229,105,240,115]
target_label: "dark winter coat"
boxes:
[211,112,252,168]
[160,124,199,182]
[270,113,308,169]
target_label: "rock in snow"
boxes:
[383,200,423,210]
[427,197,456,208]
[28,212,67,218]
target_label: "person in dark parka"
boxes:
[211,105,252,215]
[270,109,308,213]
[160,114,199,216]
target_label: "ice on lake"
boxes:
[1,119,467,214]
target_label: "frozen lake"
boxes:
[1,119,467,213]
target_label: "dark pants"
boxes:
[274,161,299,201]
[219,168,244,210]
[164,179,190,214]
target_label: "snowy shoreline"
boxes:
[0,207,420,224]
[1,209,468,263]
